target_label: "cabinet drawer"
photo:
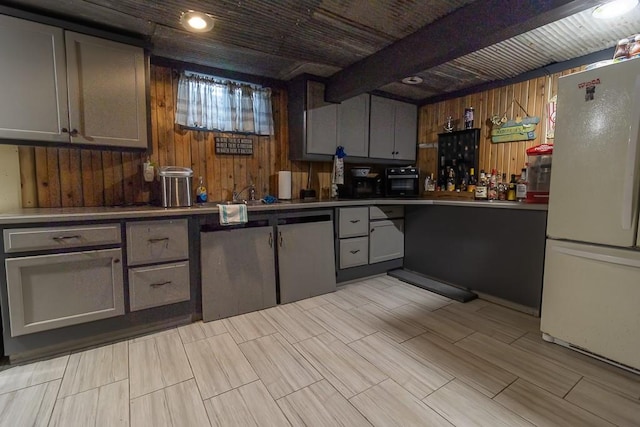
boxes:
[339,237,369,269]
[370,205,404,220]
[338,207,369,238]
[129,261,190,311]
[126,219,189,266]
[5,248,124,337]
[3,224,121,253]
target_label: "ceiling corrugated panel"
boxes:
[413,7,640,96]
[4,0,640,101]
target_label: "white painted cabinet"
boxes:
[369,96,417,161]
[5,248,124,337]
[338,93,370,157]
[0,14,148,148]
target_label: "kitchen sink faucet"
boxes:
[232,183,256,202]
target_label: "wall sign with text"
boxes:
[214,137,253,155]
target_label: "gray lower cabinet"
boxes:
[278,221,336,304]
[369,219,405,264]
[129,261,190,311]
[201,226,276,321]
[5,248,124,337]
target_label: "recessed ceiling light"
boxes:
[180,11,215,32]
[402,76,423,85]
[592,0,638,19]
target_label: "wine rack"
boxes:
[437,129,480,189]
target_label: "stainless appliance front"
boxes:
[385,167,419,197]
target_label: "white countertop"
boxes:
[0,198,547,225]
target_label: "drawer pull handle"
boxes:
[349,219,360,223]
[148,237,169,243]
[150,281,172,288]
[52,235,81,241]
[350,249,360,254]
[382,210,392,214]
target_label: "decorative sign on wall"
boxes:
[214,137,253,155]
[490,99,540,144]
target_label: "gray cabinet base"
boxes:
[403,205,546,311]
[336,258,403,283]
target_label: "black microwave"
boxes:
[338,174,384,199]
[385,167,419,197]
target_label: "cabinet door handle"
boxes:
[69,129,79,137]
[113,258,120,264]
[349,219,360,223]
[350,249,360,254]
[268,232,273,248]
[150,281,172,288]
[61,127,69,133]
[148,237,169,243]
[279,231,283,247]
[370,228,375,233]
[52,235,81,241]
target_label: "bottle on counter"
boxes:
[498,172,507,200]
[488,169,498,200]
[475,169,488,200]
[460,169,468,192]
[437,168,446,191]
[507,174,517,201]
[196,176,208,203]
[467,168,477,193]
[446,167,456,192]
[516,168,528,202]
[425,173,436,192]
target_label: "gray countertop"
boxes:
[0,198,547,225]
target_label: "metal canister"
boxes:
[464,107,474,129]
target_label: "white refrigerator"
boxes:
[541,58,640,372]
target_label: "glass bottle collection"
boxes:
[424,167,528,202]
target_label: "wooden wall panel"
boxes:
[18,64,332,208]
[417,67,584,180]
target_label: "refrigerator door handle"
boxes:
[621,75,640,230]
[554,245,640,268]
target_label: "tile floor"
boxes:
[0,275,638,426]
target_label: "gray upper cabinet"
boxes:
[338,93,370,158]
[0,15,69,143]
[289,77,370,161]
[0,14,148,149]
[65,32,147,148]
[369,96,417,162]
[306,80,338,155]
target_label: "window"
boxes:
[175,72,274,135]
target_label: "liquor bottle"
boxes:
[467,168,477,193]
[196,176,208,203]
[437,169,446,191]
[475,170,488,200]
[516,168,528,202]
[460,170,468,192]
[446,167,456,192]
[507,174,517,201]
[498,172,507,200]
[488,169,498,200]
[425,173,436,192]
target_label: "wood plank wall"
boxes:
[417,66,584,181]
[19,65,333,208]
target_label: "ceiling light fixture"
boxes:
[180,11,215,32]
[592,0,638,19]
[402,76,423,85]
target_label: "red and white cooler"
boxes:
[526,144,553,203]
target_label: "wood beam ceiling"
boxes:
[325,0,600,102]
